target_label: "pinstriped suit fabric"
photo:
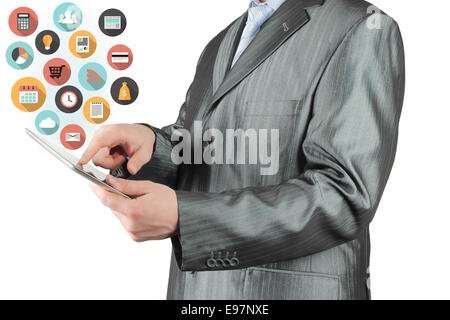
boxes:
[127,0,405,300]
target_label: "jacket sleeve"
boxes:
[171,15,406,271]
[131,106,186,188]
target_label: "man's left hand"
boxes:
[90,175,179,242]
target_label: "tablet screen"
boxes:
[25,128,132,199]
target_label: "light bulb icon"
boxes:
[42,34,53,51]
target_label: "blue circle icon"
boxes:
[6,42,34,70]
[78,62,107,91]
[53,2,83,32]
[35,110,60,135]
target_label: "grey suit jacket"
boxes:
[123,0,405,300]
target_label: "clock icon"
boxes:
[61,91,78,108]
[55,86,83,113]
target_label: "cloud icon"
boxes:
[39,117,57,129]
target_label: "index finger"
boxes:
[78,127,122,167]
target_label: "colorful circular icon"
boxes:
[35,30,60,55]
[83,97,111,124]
[99,9,127,37]
[111,77,139,105]
[6,42,34,70]
[60,124,86,150]
[11,77,46,113]
[107,45,133,70]
[78,62,107,91]
[55,85,83,113]
[53,2,82,32]
[8,7,39,37]
[35,110,60,135]
[43,58,71,86]
[69,30,97,59]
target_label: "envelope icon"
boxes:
[66,133,81,142]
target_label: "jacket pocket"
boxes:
[241,100,301,117]
[243,267,341,300]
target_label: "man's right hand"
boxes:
[77,124,156,175]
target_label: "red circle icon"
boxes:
[60,124,86,150]
[107,45,133,70]
[43,58,71,86]
[8,7,39,37]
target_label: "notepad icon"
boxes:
[90,102,103,119]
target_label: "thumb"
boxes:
[127,147,152,175]
[106,175,153,197]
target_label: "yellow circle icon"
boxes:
[83,97,110,124]
[69,30,97,59]
[11,77,46,112]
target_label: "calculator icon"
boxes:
[17,13,30,31]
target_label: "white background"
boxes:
[0,0,448,300]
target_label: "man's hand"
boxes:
[77,124,156,175]
[91,175,179,242]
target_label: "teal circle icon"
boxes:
[35,110,60,135]
[6,42,34,70]
[78,62,107,91]
[53,2,83,32]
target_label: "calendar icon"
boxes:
[17,13,30,31]
[19,86,39,104]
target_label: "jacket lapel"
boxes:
[212,13,248,95]
[183,22,235,130]
[203,0,324,120]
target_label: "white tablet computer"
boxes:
[26,128,132,199]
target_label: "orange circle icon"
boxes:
[83,97,111,124]
[69,30,97,59]
[11,77,46,112]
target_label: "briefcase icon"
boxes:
[66,133,81,142]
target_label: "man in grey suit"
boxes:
[79,0,405,300]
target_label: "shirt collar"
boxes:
[249,0,286,11]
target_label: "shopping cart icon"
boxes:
[49,65,65,79]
